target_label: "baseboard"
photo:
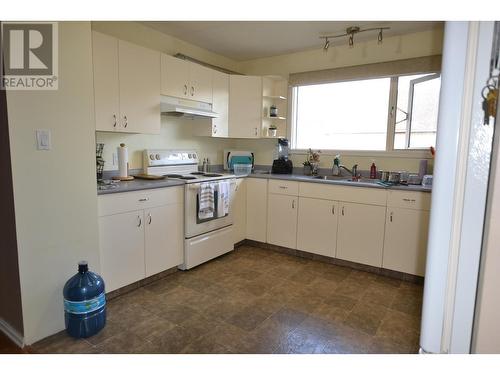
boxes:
[0,318,24,348]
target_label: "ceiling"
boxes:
[141,21,443,61]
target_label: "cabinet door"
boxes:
[383,208,430,276]
[336,202,386,267]
[98,210,145,292]
[92,31,120,132]
[145,203,184,277]
[297,197,338,257]
[118,40,160,134]
[229,75,262,138]
[161,54,190,98]
[232,178,247,244]
[212,70,229,137]
[267,194,298,249]
[246,178,267,242]
[189,62,213,103]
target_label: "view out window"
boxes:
[394,73,441,149]
[291,73,441,152]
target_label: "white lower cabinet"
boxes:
[383,207,430,276]
[267,193,298,249]
[246,178,268,242]
[98,187,184,292]
[297,197,338,257]
[336,202,386,268]
[144,203,184,277]
[98,210,145,292]
[232,178,247,244]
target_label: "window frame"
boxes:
[288,72,440,158]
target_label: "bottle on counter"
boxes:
[332,154,340,176]
[370,161,377,179]
[202,158,208,173]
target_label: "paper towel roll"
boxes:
[118,143,128,178]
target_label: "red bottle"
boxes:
[370,162,377,179]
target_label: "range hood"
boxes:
[160,95,218,119]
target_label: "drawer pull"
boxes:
[137,216,142,227]
[279,186,288,189]
[148,213,152,225]
[332,205,335,215]
[139,198,149,202]
[390,212,393,222]
[292,200,295,209]
[402,198,416,202]
[342,206,345,216]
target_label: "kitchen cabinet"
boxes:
[145,203,184,277]
[98,210,145,292]
[232,178,247,244]
[161,54,213,103]
[336,202,386,267]
[229,75,263,138]
[246,178,268,242]
[98,187,184,292]
[92,31,160,134]
[211,70,229,137]
[267,193,298,249]
[297,197,338,257]
[383,191,430,276]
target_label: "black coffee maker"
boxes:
[271,138,293,174]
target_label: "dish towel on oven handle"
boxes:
[217,180,230,218]
[198,182,215,219]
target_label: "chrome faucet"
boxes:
[339,164,359,179]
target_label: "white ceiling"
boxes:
[140,21,443,61]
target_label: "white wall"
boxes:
[7,22,100,345]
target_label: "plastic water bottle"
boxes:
[63,261,106,338]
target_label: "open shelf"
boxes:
[263,95,287,100]
[266,115,286,120]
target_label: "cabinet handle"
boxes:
[403,198,416,203]
[138,198,149,202]
[148,213,152,225]
[279,186,288,189]
[342,206,345,216]
[113,114,117,128]
[390,212,393,222]
[123,115,128,128]
[292,200,295,209]
[184,84,188,95]
[254,127,258,136]
[137,215,142,227]
[332,205,335,215]
[191,86,195,96]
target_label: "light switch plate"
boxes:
[36,129,51,150]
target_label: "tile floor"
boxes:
[31,245,423,354]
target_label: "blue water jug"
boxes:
[63,261,106,338]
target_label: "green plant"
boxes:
[303,148,321,166]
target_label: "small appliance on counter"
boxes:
[271,138,293,174]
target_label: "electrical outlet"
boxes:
[112,152,118,166]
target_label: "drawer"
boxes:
[268,179,299,196]
[387,190,431,211]
[98,186,184,216]
[299,182,387,206]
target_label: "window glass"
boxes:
[293,78,391,150]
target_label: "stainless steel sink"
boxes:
[311,175,345,181]
[310,175,379,184]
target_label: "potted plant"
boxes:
[303,149,321,175]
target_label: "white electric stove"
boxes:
[143,149,236,269]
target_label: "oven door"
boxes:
[185,179,236,238]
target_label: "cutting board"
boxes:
[132,174,165,180]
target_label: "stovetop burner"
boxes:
[190,172,204,175]
[165,174,198,180]
[202,173,223,177]
[179,176,198,180]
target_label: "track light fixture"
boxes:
[320,25,390,51]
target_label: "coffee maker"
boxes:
[271,138,293,174]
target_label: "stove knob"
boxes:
[188,154,192,159]
[149,154,155,160]
[155,154,161,160]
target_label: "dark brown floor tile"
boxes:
[335,278,372,300]
[343,302,388,336]
[201,299,248,323]
[294,316,340,340]
[310,302,351,324]
[149,325,199,353]
[274,328,330,354]
[321,324,376,354]
[369,336,415,354]
[94,331,145,354]
[85,319,127,346]
[373,274,402,288]
[235,317,294,353]
[269,307,309,327]
[252,293,286,315]
[201,321,253,352]
[376,309,421,347]
[306,277,339,299]
[32,331,93,354]
[181,335,234,354]
[286,269,319,285]
[284,292,323,314]
[362,283,398,308]
[179,313,217,338]
[324,293,358,310]
[226,304,273,331]
[390,289,423,317]
[156,303,198,325]
[128,315,176,340]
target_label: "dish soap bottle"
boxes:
[370,160,377,179]
[332,154,340,176]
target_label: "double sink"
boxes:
[310,175,380,185]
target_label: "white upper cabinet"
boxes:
[229,75,263,138]
[161,54,213,103]
[92,31,160,134]
[118,40,161,134]
[161,54,190,99]
[211,70,229,137]
[92,31,120,132]
[189,63,213,103]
